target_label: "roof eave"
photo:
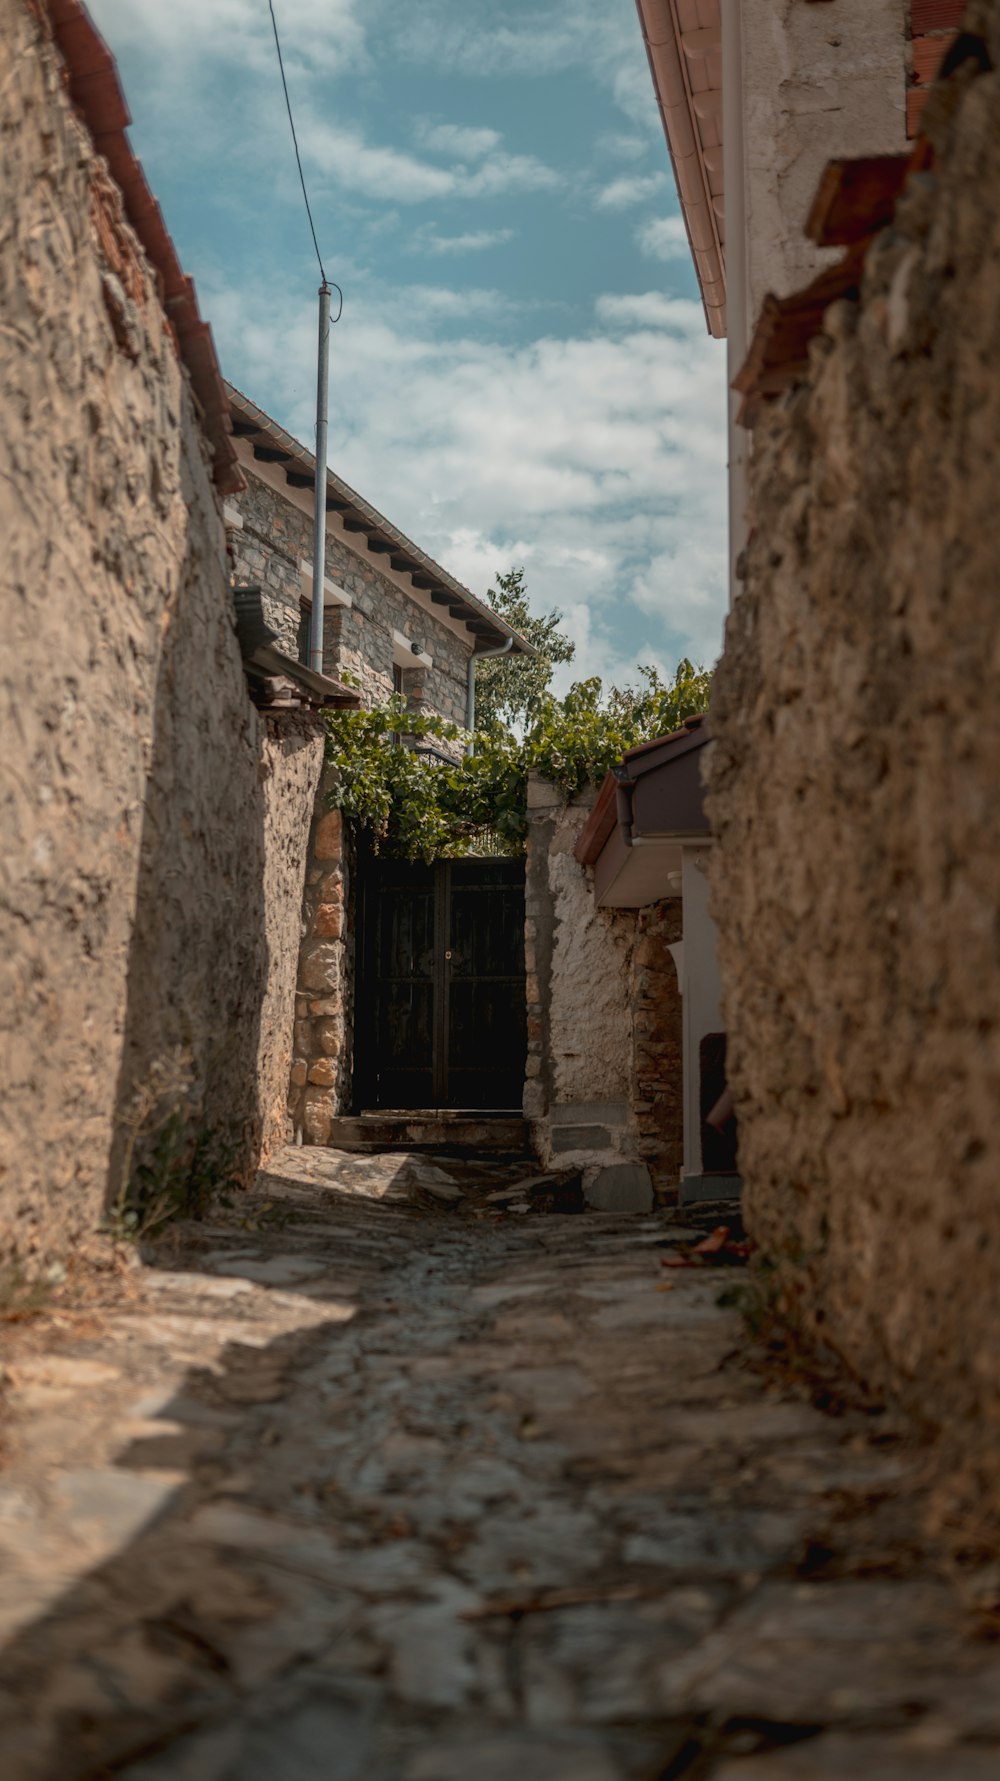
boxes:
[634,0,727,340]
[226,383,534,656]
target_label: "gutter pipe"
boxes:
[721,0,750,607]
[466,636,514,755]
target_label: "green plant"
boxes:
[109,1048,241,1239]
[324,659,711,860]
[474,567,576,733]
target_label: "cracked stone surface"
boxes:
[0,1145,997,1779]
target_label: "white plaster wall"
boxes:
[549,814,634,1109]
[739,0,908,319]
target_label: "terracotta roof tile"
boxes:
[43,1,240,496]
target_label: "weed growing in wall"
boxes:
[109,1048,243,1240]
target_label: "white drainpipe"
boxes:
[721,0,750,606]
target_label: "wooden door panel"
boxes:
[360,854,525,1111]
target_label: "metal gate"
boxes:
[357,855,526,1111]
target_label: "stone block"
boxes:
[551,1101,626,1128]
[308,1057,336,1087]
[289,1060,307,1089]
[302,1087,334,1145]
[293,1019,313,1055]
[309,998,341,1016]
[318,872,343,902]
[300,940,341,994]
[317,1017,345,1057]
[526,775,561,810]
[551,1125,613,1153]
[583,1162,654,1213]
[313,809,343,861]
[523,1083,545,1120]
[313,903,344,939]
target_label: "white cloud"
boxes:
[206,275,728,671]
[595,292,705,333]
[372,0,663,132]
[303,119,559,204]
[410,228,516,256]
[597,132,650,162]
[636,215,691,262]
[89,0,367,75]
[595,173,668,211]
[415,122,503,159]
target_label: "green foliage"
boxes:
[325,657,711,860]
[474,567,576,733]
[524,660,712,799]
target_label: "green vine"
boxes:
[325,660,711,860]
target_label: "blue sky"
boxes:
[88,0,728,689]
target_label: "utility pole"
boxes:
[309,280,331,674]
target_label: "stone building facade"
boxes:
[223,389,530,1141]
[0,0,324,1262]
[706,14,1000,1528]
[228,447,471,728]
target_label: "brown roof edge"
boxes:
[574,713,709,867]
[226,383,534,655]
[634,0,726,340]
[735,137,936,427]
[574,773,618,868]
[622,711,708,769]
[43,0,242,497]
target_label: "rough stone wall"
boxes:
[631,901,684,1200]
[706,26,1000,1526]
[0,0,320,1258]
[230,468,471,726]
[524,783,684,1199]
[739,0,907,319]
[289,790,356,1144]
[256,722,326,1159]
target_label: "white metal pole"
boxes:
[310,281,331,673]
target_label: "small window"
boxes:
[297,600,311,665]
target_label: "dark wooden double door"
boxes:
[357,856,526,1111]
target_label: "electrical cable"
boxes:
[267,0,342,316]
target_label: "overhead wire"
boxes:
[267,0,342,315]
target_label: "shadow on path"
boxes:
[1,1149,998,1781]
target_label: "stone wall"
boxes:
[255,723,326,1159]
[0,0,320,1260]
[706,20,1000,1527]
[524,777,683,1207]
[288,788,356,1144]
[631,901,684,1200]
[230,466,471,726]
[231,464,484,1137]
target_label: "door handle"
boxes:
[444,950,453,960]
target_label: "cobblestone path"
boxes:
[1,1147,999,1780]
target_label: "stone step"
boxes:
[328,1112,532,1157]
[679,1173,743,1205]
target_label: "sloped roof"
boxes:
[227,384,533,653]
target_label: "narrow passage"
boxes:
[1,1149,998,1779]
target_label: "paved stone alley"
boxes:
[1,1148,999,1781]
